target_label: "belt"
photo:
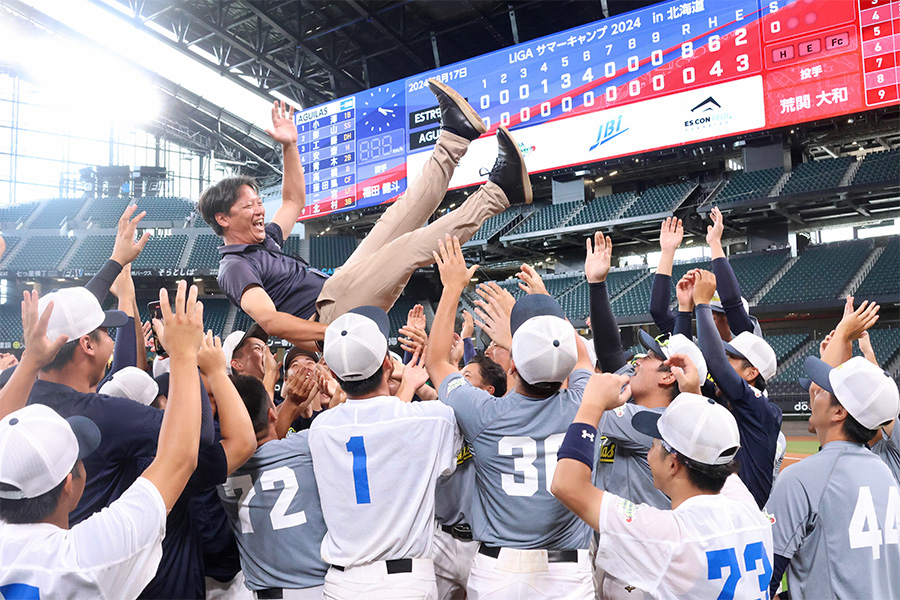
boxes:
[441,522,474,541]
[330,558,413,574]
[478,543,579,563]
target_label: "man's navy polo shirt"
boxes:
[217,222,327,319]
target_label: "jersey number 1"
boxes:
[346,436,371,504]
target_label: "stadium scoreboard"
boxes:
[294,0,900,221]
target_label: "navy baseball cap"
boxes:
[510,294,566,335]
[638,330,667,358]
[348,305,390,339]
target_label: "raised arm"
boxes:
[551,372,631,530]
[821,297,880,368]
[196,331,256,473]
[240,285,327,345]
[707,207,754,335]
[426,234,478,390]
[86,205,151,304]
[649,218,684,334]
[694,270,745,400]
[266,101,306,238]
[0,292,68,419]
[586,232,624,373]
[140,281,205,511]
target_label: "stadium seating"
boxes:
[767,332,811,369]
[187,235,222,270]
[0,308,23,343]
[138,197,196,222]
[620,182,694,219]
[868,328,900,369]
[506,201,583,236]
[387,296,417,340]
[5,236,75,271]
[468,205,530,243]
[556,269,647,322]
[0,237,20,267]
[310,235,357,270]
[854,238,899,299]
[780,156,854,195]
[610,272,653,317]
[852,148,900,186]
[0,202,39,226]
[714,167,783,206]
[67,237,117,272]
[566,192,637,227]
[132,235,188,270]
[759,240,872,305]
[233,309,254,333]
[727,249,791,299]
[201,298,233,337]
[84,197,133,228]
[30,198,88,229]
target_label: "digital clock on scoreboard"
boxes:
[294,0,899,221]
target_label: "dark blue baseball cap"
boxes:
[510,294,566,335]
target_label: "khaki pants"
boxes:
[316,132,509,324]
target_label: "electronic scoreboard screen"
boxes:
[295,0,900,220]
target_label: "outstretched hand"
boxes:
[460,309,475,339]
[692,269,717,306]
[706,206,724,247]
[265,100,298,146]
[434,234,478,292]
[675,271,696,312]
[111,204,151,266]
[582,372,632,415]
[21,290,69,370]
[154,281,204,361]
[585,232,613,283]
[197,331,227,376]
[835,298,880,341]
[659,217,684,253]
[517,264,549,295]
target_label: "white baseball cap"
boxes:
[805,356,900,430]
[152,356,170,378]
[511,315,578,385]
[633,392,741,467]
[38,287,129,341]
[323,306,389,382]
[638,331,708,383]
[723,332,777,381]
[0,404,101,499]
[222,323,269,375]
[99,366,159,406]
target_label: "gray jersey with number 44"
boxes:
[766,441,900,599]
[439,370,593,550]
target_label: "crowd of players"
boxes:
[0,80,898,600]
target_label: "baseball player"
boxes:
[0,283,210,598]
[766,355,900,598]
[586,233,707,510]
[433,354,508,599]
[426,235,595,599]
[553,373,774,599]
[201,79,531,346]
[693,269,782,508]
[308,305,462,599]
[218,373,329,600]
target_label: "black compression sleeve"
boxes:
[696,304,746,399]
[590,281,626,373]
[712,257,754,335]
[84,259,123,304]
[650,273,677,335]
[770,554,790,598]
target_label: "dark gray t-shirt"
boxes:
[438,370,593,550]
[217,222,327,319]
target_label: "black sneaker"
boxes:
[486,127,533,205]
[428,78,487,142]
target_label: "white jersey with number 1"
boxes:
[308,395,462,567]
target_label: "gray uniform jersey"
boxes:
[218,431,328,591]
[435,443,476,527]
[871,418,900,485]
[439,370,593,550]
[766,441,900,599]
[593,402,670,510]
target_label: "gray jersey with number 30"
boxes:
[766,441,900,599]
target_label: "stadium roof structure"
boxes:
[90,0,653,108]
